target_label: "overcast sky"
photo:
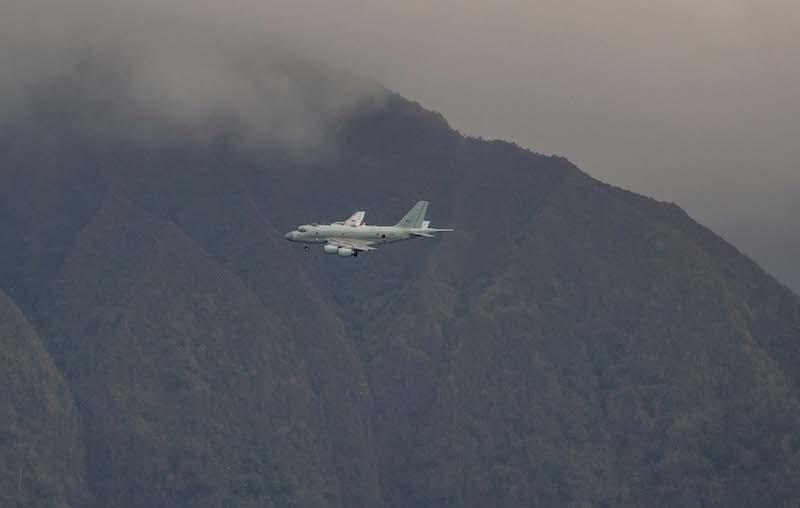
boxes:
[3,0,798,290]
[295,0,799,292]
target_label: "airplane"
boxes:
[284,201,453,257]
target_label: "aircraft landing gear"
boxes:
[304,245,309,252]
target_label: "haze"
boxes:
[302,0,800,292]
[3,0,798,290]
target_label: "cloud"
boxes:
[2,0,798,290]
[0,0,383,152]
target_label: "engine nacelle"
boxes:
[323,244,339,254]
[337,247,355,257]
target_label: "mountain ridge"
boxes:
[0,290,89,507]
[1,90,799,506]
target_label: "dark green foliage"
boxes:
[0,292,89,508]
[1,89,799,507]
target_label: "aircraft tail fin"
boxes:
[395,201,429,229]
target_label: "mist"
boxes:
[2,0,798,290]
[295,0,799,291]
[0,0,383,152]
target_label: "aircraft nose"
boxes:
[284,231,294,241]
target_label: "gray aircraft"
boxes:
[284,201,453,257]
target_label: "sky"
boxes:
[294,0,800,292]
[2,0,798,291]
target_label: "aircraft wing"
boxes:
[327,238,376,251]
[344,211,366,227]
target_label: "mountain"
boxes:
[1,85,800,507]
[0,291,88,507]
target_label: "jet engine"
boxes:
[337,247,355,257]
[323,244,339,254]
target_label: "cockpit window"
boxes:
[298,227,307,233]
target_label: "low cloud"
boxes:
[0,0,383,152]
[2,0,798,290]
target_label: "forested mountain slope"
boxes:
[1,89,799,507]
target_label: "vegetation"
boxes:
[1,90,799,507]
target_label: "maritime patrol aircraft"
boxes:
[284,201,453,257]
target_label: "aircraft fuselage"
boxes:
[284,224,414,244]
[284,201,452,256]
